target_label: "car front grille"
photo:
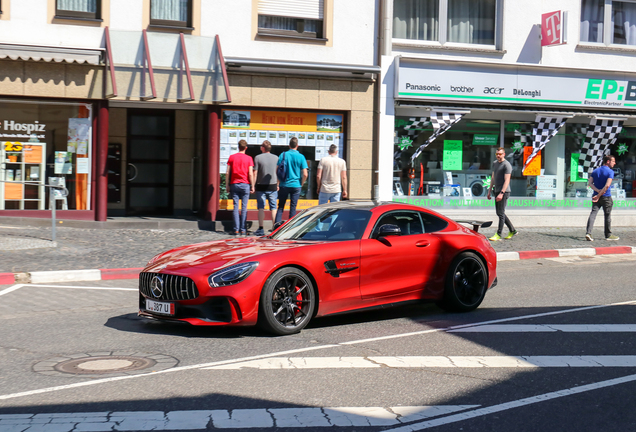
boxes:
[139,272,199,301]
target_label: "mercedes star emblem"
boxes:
[150,275,164,298]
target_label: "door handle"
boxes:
[415,240,430,247]
[127,163,138,181]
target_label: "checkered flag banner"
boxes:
[578,118,624,176]
[513,123,533,148]
[522,116,568,171]
[403,117,429,137]
[411,112,464,162]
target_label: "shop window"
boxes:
[257,0,325,39]
[56,0,101,20]
[393,0,500,47]
[581,0,636,46]
[150,0,192,28]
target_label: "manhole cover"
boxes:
[33,352,178,377]
[55,356,155,374]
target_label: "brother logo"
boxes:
[450,86,474,93]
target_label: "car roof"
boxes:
[312,200,435,214]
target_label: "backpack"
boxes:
[277,151,287,182]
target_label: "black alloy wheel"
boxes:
[440,252,487,312]
[258,267,316,335]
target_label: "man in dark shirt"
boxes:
[487,147,517,241]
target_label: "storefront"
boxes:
[1,100,95,217]
[218,108,346,212]
[379,58,636,222]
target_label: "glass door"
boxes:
[126,111,174,216]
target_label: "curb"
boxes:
[0,268,143,285]
[1,246,635,284]
[496,246,635,261]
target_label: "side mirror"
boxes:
[376,224,401,238]
[273,221,286,230]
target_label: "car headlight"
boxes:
[208,262,259,287]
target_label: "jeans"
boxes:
[586,195,613,238]
[495,192,515,235]
[318,192,341,205]
[256,190,278,210]
[230,183,250,232]
[275,186,301,223]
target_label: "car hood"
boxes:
[144,237,319,273]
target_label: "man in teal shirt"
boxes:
[275,137,308,223]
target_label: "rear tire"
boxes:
[440,252,487,312]
[258,267,316,335]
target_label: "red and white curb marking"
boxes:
[0,268,143,285]
[0,246,634,284]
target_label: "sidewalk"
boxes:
[1,221,635,283]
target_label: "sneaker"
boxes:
[233,231,240,236]
[606,235,620,241]
[585,234,593,242]
[254,228,265,236]
[504,230,518,240]
[488,233,501,241]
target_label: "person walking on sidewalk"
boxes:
[275,137,308,224]
[226,139,254,235]
[487,147,517,241]
[316,144,348,204]
[251,140,278,236]
[585,154,619,241]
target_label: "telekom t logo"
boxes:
[541,11,562,46]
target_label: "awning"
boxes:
[0,43,103,65]
[223,57,380,79]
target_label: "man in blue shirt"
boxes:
[275,137,308,224]
[585,155,618,241]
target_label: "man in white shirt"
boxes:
[316,144,347,204]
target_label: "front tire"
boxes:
[440,252,487,312]
[258,267,316,335]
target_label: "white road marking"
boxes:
[0,405,479,431]
[387,373,636,431]
[207,356,636,370]
[449,324,636,333]
[0,284,25,297]
[2,300,636,402]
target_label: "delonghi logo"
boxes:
[513,89,541,98]
[450,86,474,93]
[3,120,46,133]
[585,79,636,104]
[483,87,504,94]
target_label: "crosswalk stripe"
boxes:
[206,356,636,370]
[449,324,636,333]
[0,405,479,431]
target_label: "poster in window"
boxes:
[54,151,73,174]
[298,132,306,146]
[442,140,463,171]
[268,131,278,145]
[307,133,316,146]
[228,130,238,144]
[317,133,325,147]
[278,131,287,145]
[248,131,258,145]
[239,130,247,140]
[67,118,90,154]
[258,131,267,141]
[315,146,325,161]
[220,129,229,143]
[220,144,230,158]
[523,147,541,176]
[77,158,90,174]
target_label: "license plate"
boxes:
[145,299,174,316]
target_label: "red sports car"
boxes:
[138,201,497,335]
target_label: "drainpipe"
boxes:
[373,0,393,200]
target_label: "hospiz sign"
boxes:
[0,120,46,139]
[396,59,636,110]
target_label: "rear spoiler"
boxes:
[455,220,492,233]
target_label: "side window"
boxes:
[56,0,101,20]
[420,212,449,233]
[373,211,424,236]
[257,0,325,39]
[150,0,193,28]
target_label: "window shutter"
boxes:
[258,0,324,20]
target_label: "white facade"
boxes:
[378,0,636,227]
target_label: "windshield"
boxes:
[271,208,372,241]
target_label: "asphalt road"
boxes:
[1,255,636,431]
